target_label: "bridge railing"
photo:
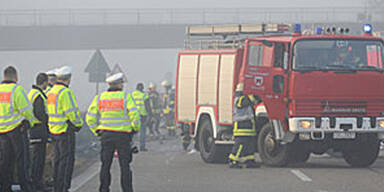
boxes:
[0,7,378,26]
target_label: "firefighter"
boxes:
[47,66,83,192]
[44,69,57,189]
[28,73,49,191]
[228,83,260,169]
[0,66,34,192]
[85,73,140,192]
[132,83,152,151]
[161,81,176,137]
[148,82,161,138]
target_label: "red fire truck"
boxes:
[175,23,384,167]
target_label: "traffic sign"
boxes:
[110,63,128,83]
[85,49,111,83]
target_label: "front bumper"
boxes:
[289,117,384,133]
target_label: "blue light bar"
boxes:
[316,27,323,35]
[293,24,302,33]
[363,24,373,33]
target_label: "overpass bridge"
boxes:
[0,7,382,50]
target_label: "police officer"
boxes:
[148,83,161,138]
[0,66,34,192]
[229,83,260,169]
[28,73,49,191]
[132,83,151,151]
[47,66,83,192]
[86,73,140,192]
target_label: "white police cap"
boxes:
[106,73,124,84]
[46,69,58,76]
[55,66,72,77]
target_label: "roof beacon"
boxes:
[292,23,302,36]
[363,24,373,36]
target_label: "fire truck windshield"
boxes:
[293,39,384,71]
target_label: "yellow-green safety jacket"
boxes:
[86,90,140,135]
[28,87,47,124]
[131,90,148,116]
[0,81,34,133]
[47,83,83,135]
[232,94,258,137]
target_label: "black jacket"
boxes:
[30,85,49,141]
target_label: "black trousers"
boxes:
[0,126,33,192]
[99,131,133,192]
[230,136,256,164]
[30,124,48,189]
[53,130,75,192]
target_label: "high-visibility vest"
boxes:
[28,88,47,124]
[0,83,34,133]
[86,91,141,135]
[232,95,257,137]
[131,90,148,116]
[47,84,83,135]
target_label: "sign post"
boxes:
[85,49,111,95]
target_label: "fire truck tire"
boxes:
[198,118,230,163]
[342,134,380,167]
[258,123,292,167]
[290,150,311,164]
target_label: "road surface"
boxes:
[72,136,384,192]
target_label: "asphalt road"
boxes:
[72,136,384,192]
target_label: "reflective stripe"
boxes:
[48,121,66,125]
[19,105,32,113]
[236,144,243,159]
[48,114,66,118]
[31,91,39,102]
[100,122,131,127]
[129,107,139,113]
[55,88,66,114]
[0,117,24,126]
[100,117,129,121]
[86,112,97,117]
[0,113,18,119]
[67,92,80,120]
[123,92,128,117]
[9,85,18,113]
[241,155,256,161]
[64,107,79,114]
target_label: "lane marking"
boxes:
[290,169,312,182]
[71,161,101,192]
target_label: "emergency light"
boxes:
[316,27,323,35]
[293,24,302,33]
[363,24,373,34]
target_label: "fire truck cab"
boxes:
[175,24,384,167]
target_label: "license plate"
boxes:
[333,132,356,139]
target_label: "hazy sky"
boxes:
[0,0,365,9]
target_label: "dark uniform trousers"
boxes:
[148,114,161,136]
[99,131,133,192]
[0,125,33,192]
[230,120,256,164]
[30,123,48,189]
[53,129,75,192]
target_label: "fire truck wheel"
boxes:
[198,118,230,163]
[342,134,380,167]
[290,150,310,164]
[258,123,292,167]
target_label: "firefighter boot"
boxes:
[229,161,242,169]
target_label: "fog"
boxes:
[0,49,177,110]
[0,0,365,9]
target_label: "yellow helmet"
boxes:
[161,80,170,87]
[149,82,156,89]
[236,83,244,92]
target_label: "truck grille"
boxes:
[294,100,384,116]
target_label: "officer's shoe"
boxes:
[245,161,260,168]
[229,162,242,169]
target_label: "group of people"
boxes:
[0,64,177,192]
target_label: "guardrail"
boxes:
[0,7,378,26]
